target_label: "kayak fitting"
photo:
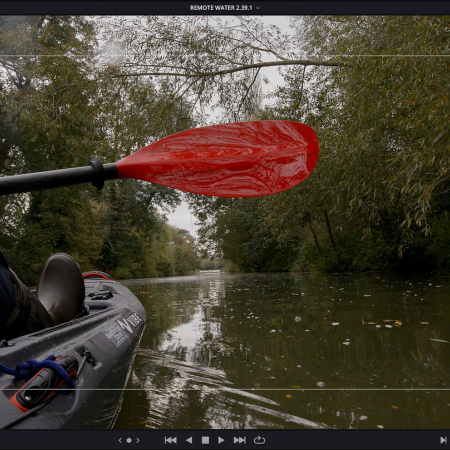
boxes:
[10,355,78,412]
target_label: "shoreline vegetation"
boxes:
[1,16,449,283]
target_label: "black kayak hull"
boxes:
[0,278,146,429]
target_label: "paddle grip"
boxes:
[0,159,118,196]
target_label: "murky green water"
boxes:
[113,272,450,429]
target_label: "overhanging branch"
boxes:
[108,58,344,80]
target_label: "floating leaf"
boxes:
[430,339,450,344]
[395,320,402,327]
[392,405,399,409]
[286,394,292,399]
[420,322,429,325]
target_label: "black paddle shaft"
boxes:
[0,157,119,196]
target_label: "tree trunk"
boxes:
[309,219,322,255]
[323,209,336,252]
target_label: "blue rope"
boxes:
[0,355,74,394]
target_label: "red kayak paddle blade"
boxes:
[116,120,319,197]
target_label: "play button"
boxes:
[218,437,225,444]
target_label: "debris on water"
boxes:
[394,320,402,327]
[270,329,276,333]
[332,322,340,326]
[286,394,292,398]
[294,316,302,322]
[359,415,368,421]
[377,425,384,429]
[430,339,450,344]
[364,295,371,297]
[385,325,393,328]
[297,365,301,368]
[376,325,382,328]
[343,342,350,345]
[420,322,429,325]
[362,318,376,325]
[392,405,399,409]
[317,382,325,388]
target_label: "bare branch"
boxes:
[107,58,344,80]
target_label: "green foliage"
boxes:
[2,15,450,280]
[191,16,450,274]
[195,197,298,272]
[0,16,194,280]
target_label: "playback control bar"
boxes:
[1,430,450,449]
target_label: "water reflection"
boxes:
[114,273,450,429]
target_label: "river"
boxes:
[113,272,450,429]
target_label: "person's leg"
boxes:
[0,250,53,341]
[0,250,16,332]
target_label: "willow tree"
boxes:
[96,16,342,123]
[260,16,450,271]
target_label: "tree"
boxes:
[264,16,450,271]
[0,16,192,280]
[96,16,343,123]
[195,197,298,272]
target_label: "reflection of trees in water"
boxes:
[117,274,450,429]
[123,350,325,429]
